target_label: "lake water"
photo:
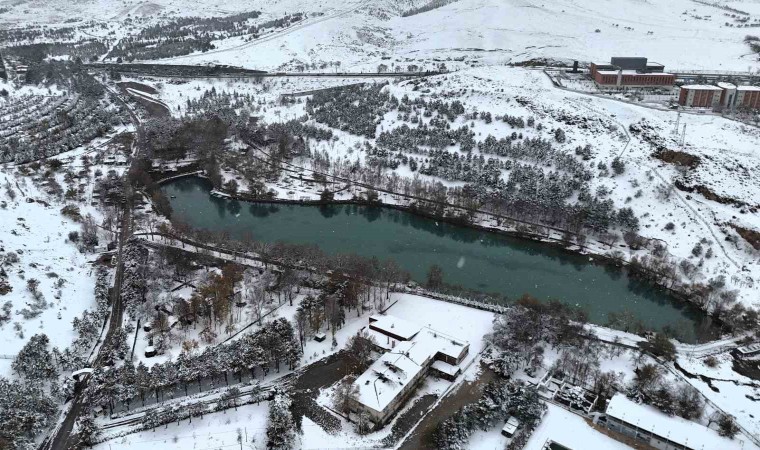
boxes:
[162,176,717,342]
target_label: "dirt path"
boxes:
[397,366,496,450]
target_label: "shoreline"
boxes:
[156,172,723,340]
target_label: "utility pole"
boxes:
[673,110,681,135]
[680,124,687,148]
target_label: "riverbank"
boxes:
[157,175,724,342]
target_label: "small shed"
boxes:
[144,345,157,358]
[314,332,327,342]
[501,416,520,438]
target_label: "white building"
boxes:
[605,394,746,450]
[350,314,469,427]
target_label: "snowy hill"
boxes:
[4,0,760,72]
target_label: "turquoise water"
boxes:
[162,177,716,342]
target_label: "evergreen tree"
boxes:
[266,392,297,449]
[12,333,57,380]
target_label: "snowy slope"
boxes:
[4,0,760,71]
[0,170,97,377]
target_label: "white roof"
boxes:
[681,84,722,90]
[717,82,737,89]
[354,341,430,413]
[431,359,460,376]
[606,394,746,450]
[369,314,422,340]
[737,85,760,92]
[355,316,470,414]
[737,342,760,354]
[502,416,520,434]
[416,328,468,361]
[72,368,93,377]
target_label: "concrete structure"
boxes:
[678,85,722,108]
[605,394,745,450]
[590,57,674,89]
[350,314,469,427]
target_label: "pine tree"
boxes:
[266,392,297,449]
[12,333,58,380]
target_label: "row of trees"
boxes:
[84,318,301,414]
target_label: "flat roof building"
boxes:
[590,57,674,89]
[678,83,760,109]
[678,85,722,108]
[605,394,746,450]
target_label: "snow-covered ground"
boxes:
[5,0,760,72]
[0,170,97,377]
[470,402,631,450]
[152,64,760,310]
[93,402,269,450]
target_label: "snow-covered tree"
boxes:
[12,333,57,380]
[266,391,297,449]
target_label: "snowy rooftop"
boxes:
[606,394,746,450]
[717,82,737,90]
[737,342,760,354]
[369,314,423,341]
[415,328,469,361]
[680,84,723,90]
[354,340,430,413]
[355,315,469,413]
[737,85,760,92]
[597,70,673,75]
[502,416,520,435]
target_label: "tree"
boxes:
[75,415,99,447]
[12,334,57,380]
[345,332,375,371]
[426,264,444,289]
[224,178,239,194]
[333,375,359,415]
[641,333,676,361]
[718,413,740,438]
[266,392,297,449]
[611,157,626,175]
[554,128,566,143]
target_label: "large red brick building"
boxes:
[590,57,675,89]
[678,85,722,108]
[679,83,760,109]
[736,85,760,109]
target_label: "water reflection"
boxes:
[161,177,718,342]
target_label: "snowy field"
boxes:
[93,402,269,450]
[0,170,97,377]
[469,403,630,450]
[4,0,760,72]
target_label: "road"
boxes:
[40,75,141,450]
